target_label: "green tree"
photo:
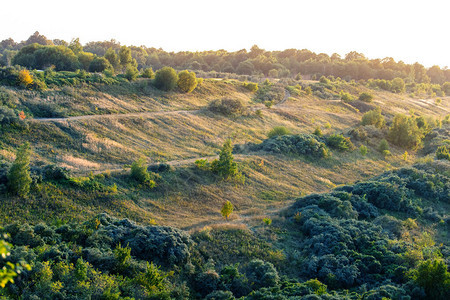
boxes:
[436,145,450,160]
[89,57,113,73]
[0,239,31,287]
[413,259,450,300]
[211,140,239,180]
[388,114,423,148]
[360,145,368,156]
[69,38,83,54]
[7,142,32,197]
[104,47,119,71]
[379,139,389,152]
[125,65,139,81]
[142,67,154,79]
[0,239,17,287]
[177,70,198,93]
[221,201,234,221]
[154,67,178,91]
[391,77,405,93]
[130,158,155,187]
[361,107,385,128]
[77,51,95,71]
[358,92,374,102]
[119,46,132,69]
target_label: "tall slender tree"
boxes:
[7,142,32,197]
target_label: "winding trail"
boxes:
[32,89,291,123]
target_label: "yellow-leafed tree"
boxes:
[221,200,234,221]
[18,70,33,87]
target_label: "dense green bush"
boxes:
[326,134,354,151]
[7,142,32,197]
[177,70,198,93]
[154,66,178,91]
[130,158,156,187]
[141,67,154,79]
[388,114,424,149]
[358,92,374,102]
[243,82,258,92]
[413,259,450,300]
[89,56,113,73]
[249,134,330,158]
[361,107,385,128]
[436,145,450,160]
[125,65,139,81]
[208,98,246,116]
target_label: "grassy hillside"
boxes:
[1,74,450,299]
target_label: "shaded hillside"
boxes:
[1,162,449,299]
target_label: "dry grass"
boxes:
[2,78,449,228]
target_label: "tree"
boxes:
[119,46,132,70]
[17,69,33,87]
[221,201,234,220]
[211,140,239,180]
[77,51,95,70]
[358,92,374,102]
[153,67,178,91]
[361,107,385,128]
[69,38,83,54]
[391,77,405,93]
[104,47,119,71]
[125,65,139,81]
[436,145,450,160]
[388,114,423,148]
[142,67,154,79]
[89,57,113,73]
[7,142,32,197]
[413,259,450,300]
[177,70,198,93]
[130,158,155,187]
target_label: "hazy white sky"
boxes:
[1,0,449,67]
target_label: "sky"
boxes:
[1,0,449,68]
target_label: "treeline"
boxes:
[1,32,450,84]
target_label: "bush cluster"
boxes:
[249,134,331,158]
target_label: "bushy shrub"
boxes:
[436,145,450,160]
[358,92,374,102]
[89,57,113,73]
[208,98,245,116]
[250,134,330,158]
[267,126,290,138]
[211,140,243,183]
[130,158,156,187]
[154,67,178,91]
[388,114,424,149]
[360,145,368,156]
[326,134,354,151]
[243,82,258,92]
[125,65,139,81]
[246,259,279,289]
[413,259,450,300]
[339,90,354,101]
[141,67,154,79]
[7,143,32,197]
[378,139,389,152]
[177,70,198,93]
[361,107,385,128]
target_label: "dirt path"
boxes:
[33,109,199,123]
[32,89,291,123]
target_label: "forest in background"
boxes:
[1,32,449,84]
